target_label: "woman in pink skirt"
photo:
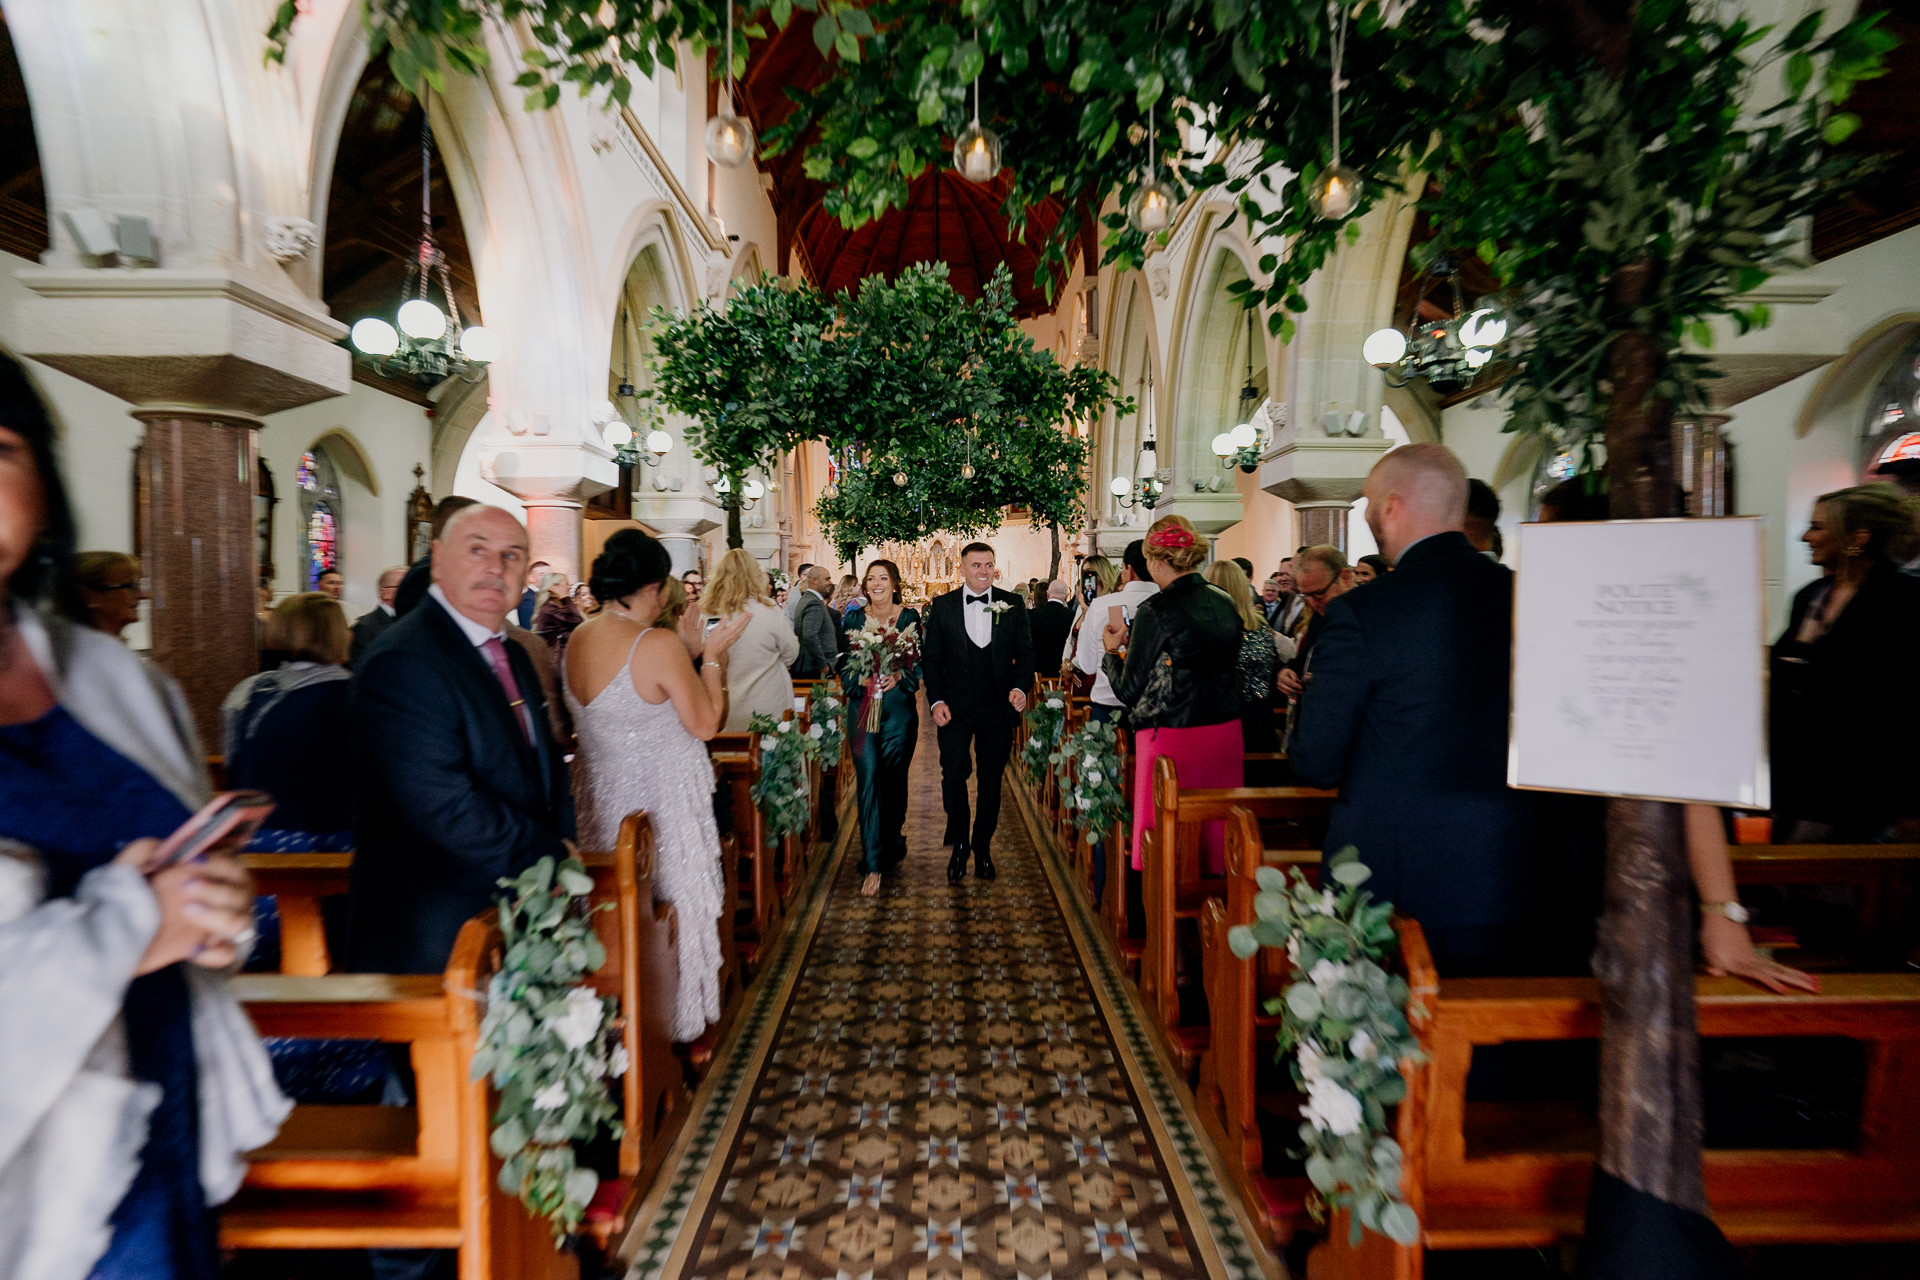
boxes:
[1101,514,1246,875]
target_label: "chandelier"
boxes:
[1361,252,1505,397]
[1210,308,1268,471]
[349,116,497,384]
[1111,368,1165,510]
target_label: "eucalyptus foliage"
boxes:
[471,856,626,1241]
[1226,848,1426,1246]
[806,678,849,765]
[1051,716,1126,844]
[749,711,819,841]
[1018,688,1068,784]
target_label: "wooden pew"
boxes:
[1141,756,1335,1073]
[1726,843,1920,967]
[222,918,573,1279]
[244,852,351,975]
[710,735,781,970]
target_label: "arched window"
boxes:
[296,449,344,589]
[1863,334,1920,496]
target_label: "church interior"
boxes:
[3,1,1920,1278]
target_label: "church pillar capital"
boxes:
[475,430,618,586]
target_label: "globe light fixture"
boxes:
[713,475,731,494]
[1363,327,1409,367]
[705,3,754,168]
[458,325,500,363]
[348,120,495,385]
[603,419,634,447]
[1109,475,1132,497]
[822,481,840,500]
[1210,432,1235,459]
[1230,420,1258,450]
[742,477,765,500]
[1308,165,1361,220]
[350,317,399,357]
[645,429,673,456]
[960,462,975,480]
[1128,102,1178,236]
[1212,310,1270,472]
[398,297,447,340]
[893,471,908,487]
[1459,308,1508,350]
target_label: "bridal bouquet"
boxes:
[842,619,921,733]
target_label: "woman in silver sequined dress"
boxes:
[563,530,749,1042]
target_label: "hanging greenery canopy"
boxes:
[642,262,1126,552]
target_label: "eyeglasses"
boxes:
[95,581,140,593]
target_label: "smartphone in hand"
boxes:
[146,791,276,871]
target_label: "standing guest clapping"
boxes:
[1100,517,1243,876]
[0,352,280,1280]
[223,593,354,847]
[346,504,574,977]
[704,547,799,730]
[564,529,747,1041]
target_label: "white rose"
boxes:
[1286,936,1302,966]
[1087,770,1102,784]
[1082,754,1097,768]
[809,723,825,739]
[1308,959,1351,990]
[1349,1030,1377,1061]
[608,1045,630,1078]
[761,736,778,750]
[1316,889,1337,917]
[547,986,604,1051]
[1047,698,1063,709]
[1297,1039,1326,1082]
[532,1082,569,1111]
[778,720,793,733]
[1303,1077,1364,1136]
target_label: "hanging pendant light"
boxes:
[1128,102,1178,236]
[348,110,495,385]
[1309,3,1362,221]
[953,75,1002,183]
[706,3,755,167]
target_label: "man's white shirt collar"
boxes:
[379,603,396,617]
[429,583,507,647]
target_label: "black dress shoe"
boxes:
[946,845,969,885]
[974,848,997,881]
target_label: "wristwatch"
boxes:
[1700,900,1750,925]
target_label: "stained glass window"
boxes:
[1877,432,1920,468]
[306,504,338,589]
[296,451,319,492]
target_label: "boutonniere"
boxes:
[987,599,1013,625]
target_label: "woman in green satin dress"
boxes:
[837,559,920,896]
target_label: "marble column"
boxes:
[1295,501,1353,554]
[1259,421,1393,565]
[134,408,263,751]
[520,498,584,583]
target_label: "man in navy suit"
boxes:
[1289,444,1536,976]
[346,504,573,976]
[921,543,1036,884]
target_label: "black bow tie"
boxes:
[966,592,991,606]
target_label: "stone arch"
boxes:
[1164,216,1270,533]
[1097,272,1161,540]
[1794,312,1920,447]
[309,426,382,496]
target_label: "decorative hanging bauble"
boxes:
[960,462,975,480]
[953,121,1002,183]
[706,112,755,168]
[1127,178,1178,235]
[892,471,908,487]
[1308,165,1362,220]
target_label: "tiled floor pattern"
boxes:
[631,705,1250,1280]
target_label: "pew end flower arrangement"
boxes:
[1019,691,1068,784]
[806,679,848,766]
[841,620,921,733]
[1052,717,1125,844]
[471,856,626,1242]
[1227,848,1426,1247]
[750,713,815,843]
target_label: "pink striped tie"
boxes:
[480,636,534,743]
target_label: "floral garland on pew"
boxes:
[806,679,847,766]
[1227,848,1427,1247]
[471,856,627,1242]
[749,712,818,843]
[1051,717,1125,844]
[1019,690,1068,784]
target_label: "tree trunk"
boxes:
[1593,258,1708,1214]
[726,478,743,549]
[1048,522,1062,583]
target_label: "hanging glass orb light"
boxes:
[953,120,1002,183]
[893,471,908,487]
[1128,179,1178,235]
[918,522,928,533]
[1308,165,1362,220]
[960,462,975,480]
[822,481,840,499]
[706,111,754,167]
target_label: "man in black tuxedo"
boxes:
[921,542,1036,883]
[346,504,574,976]
[1289,444,1536,977]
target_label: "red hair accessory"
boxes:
[1147,526,1197,550]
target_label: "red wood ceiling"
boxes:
[737,21,1081,317]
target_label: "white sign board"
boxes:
[1509,517,1768,807]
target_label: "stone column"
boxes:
[133,408,263,750]
[1295,501,1353,553]
[15,267,352,746]
[519,499,585,582]
[477,427,617,585]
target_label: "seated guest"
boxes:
[1290,444,1537,976]
[1353,553,1391,584]
[531,570,583,663]
[703,547,798,730]
[73,549,146,641]
[222,593,354,848]
[1028,578,1076,677]
[1101,515,1243,876]
[1771,482,1920,843]
[348,564,407,667]
[0,352,277,1280]
[347,503,573,976]
[1206,558,1290,752]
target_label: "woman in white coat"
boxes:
[703,548,800,730]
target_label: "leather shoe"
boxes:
[974,848,997,881]
[946,845,969,885]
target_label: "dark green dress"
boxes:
[839,606,921,875]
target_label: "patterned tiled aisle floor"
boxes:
[629,700,1263,1280]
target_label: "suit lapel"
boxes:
[424,603,542,780]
